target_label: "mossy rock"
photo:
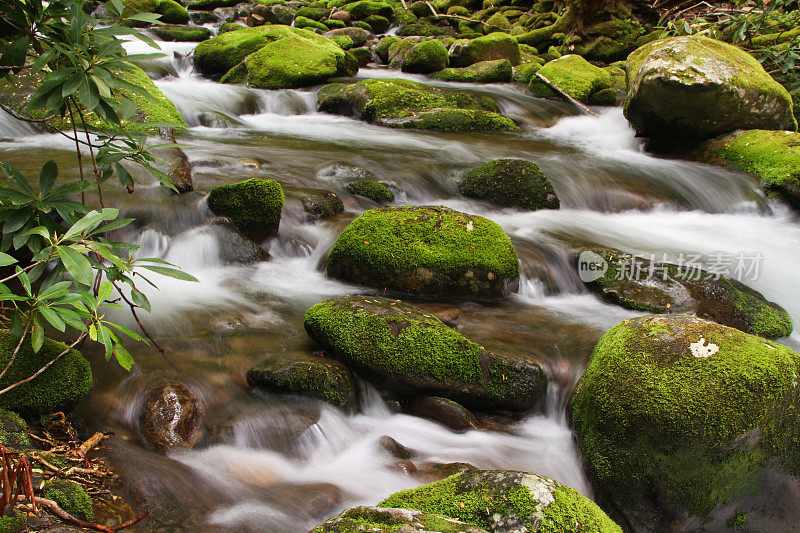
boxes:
[42,479,94,522]
[572,314,800,520]
[402,39,449,73]
[346,179,395,202]
[151,24,211,41]
[121,0,159,17]
[397,21,457,37]
[332,35,355,50]
[246,352,355,409]
[194,24,302,76]
[485,12,511,31]
[0,331,92,419]
[324,27,373,47]
[326,205,519,299]
[0,409,31,449]
[349,46,372,67]
[311,506,489,533]
[582,248,792,338]
[375,36,401,62]
[701,129,800,211]
[341,0,394,20]
[323,18,347,29]
[206,178,284,242]
[365,14,390,33]
[450,31,520,67]
[387,37,419,68]
[0,510,26,533]
[300,190,345,219]
[155,0,189,23]
[512,61,541,83]
[304,296,545,410]
[186,0,240,10]
[459,159,559,210]
[317,78,518,132]
[295,6,328,20]
[576,18,645,63]
[219,22,247,34]
[624,35,796,140]
[529,54,611,104]
[294,15,328,31]
[431,59,512,82]
[378,470,621,532]
[588,87,617,106]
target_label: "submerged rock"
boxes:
[300,191,345,220]
[583,248,792,338]
[209,219,270,264]
[139,379,202,453]
[311,506,490,533]
[530,55,612,104]
[317,78,519,132]
[206,177,284,242]
[459,159,559,211]
[304,295,546,411]
[326,206,520,299]
[406,396,478,432]
[379,470,621,532]
[345,179,395,203]
[624,36,796,139]
[572,314,800,527]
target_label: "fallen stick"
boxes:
[34,497,155,533]
[78,432,107,455]
[534,72,597,116]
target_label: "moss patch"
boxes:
[431,59,512,82]
[311,506,489,533]
[402,39,449,73]
[42,479,94,522]
[530,54,611,103]
[346,179,395,202]
[0,409,30,449]
[151,24,211,41]
[452,32,520,67]
[459,159,559,210]
[206,178,284,242]
[155,0,189,24]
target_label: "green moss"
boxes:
[346,179,395,202]
[453,31,520,66]
[589,87,617,106]
[530,54,611,103]
[0,510,25,533]
[186,0,240,10]
[194,25,302,76]
[219,22,247,34]
[331,35,354,50]
[349,46,372,67]
[512,61,541,83]
[295,15,328,31]
[323,18,347,29]
[365,14,390,33]
[431,59,512,82]
[295,6,328,20]
[459,159,559,210]
[311,506,488,533]
[402,107,516,131]
[326,206,519,298]
[378,471,620,533]
[726,509,747,529]
[246,355,354,408]
[155,0,189,23]
[571,314,800,516]
[342,0,394,20]
[207,178,284,241]
[485,12,511,31]
[0,409,30,449]
[151,24,211,41]
[403,40,449,73]
[121,0,159,17]
[42,480,94,522]
[0,331,92,419]
[398,21,457,37]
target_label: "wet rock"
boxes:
[624,36,796,139]
[379,435,417,460]
[326,206,519,299]
[304,295,546,412]
[459,159,559,211]
[324,27,372,48]
[150,24,211,42]
[572,314,800,530]
[380,470,621,532]
[165,146,194,193]
[345,179,394,203]
[401,40,449,74]
[0,409,31,449]
[449,32,520,67]
[301,191,345,220]
[246,351,356,409]
[139,380,202,452]
[311,506,490,533]
[431,59,513,83]
[317,163,380,181]
[262,482,343,518]
[206,177,284,242]
[417,461,476,482]
[530,55,612,104]
[406,396,478,432]
[582,248,792,338]
[42,480,94,522]
[209,219,269,264]
[329,10,351,23]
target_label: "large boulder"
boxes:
[341,1,394,20]
[317,79,519,132]
[206,178,284,242]
[572,315,800,526]
[304,296,546,411]
[624,36,796,139]
[449,32,520,67]
[699,129,800,210]
[431,59,513,83]
[139,379,202,453]
[402,40,449,74]
[529,55,612,104]
[378,470,621,532]
[323,27,373,48]
[459,159,559,210]
[0,330,92,419]
[582,248,792,338]
[155,0,189,24]
[311,506,489,533]
[326,206,520,299]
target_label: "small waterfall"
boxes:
[0,109,39,138]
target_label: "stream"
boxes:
[1,34,799,532]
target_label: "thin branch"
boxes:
[0,333,87,396]
[0,322,31,383]
[0,100,56,125]
[67,101,87,205]
[34,497,154,533]
[0,260,45,285]
[73,103,104,208]
[110,281,172,365]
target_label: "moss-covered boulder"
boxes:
[459,159,559,210]
[378,470,621,532]
[529,55,611,104]
[341,0,394,20]
[300,190,345,219]
[42,480,94,522]
[431,59,512,82]
[247,352,355,409]
[450,32,520,67]
[324,27,372,47]
[700,129,800,210]
[0,409,31,449]
[582,248,792,338]
[402,39,449,73]
[311,506,489,533]
[0,331,92,419]
[151,24,211,42]
[365,14,390,34]
[376,35,401,63]
[317,78,519,132]
[572,314,800,523]
[121,0,159,17]
[304,296,545,410]
[206,178,284,242]
[512,61,542,83]
[575,18,646,63]
[346,179,395,203]
[624,36,796,139]
[155,0,189,23]
[326,206,519,298]
[294,15,328,31]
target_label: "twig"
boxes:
[67,101,87,205]
[110,280,172,366]
[0,100,56,124]
[34,497,155,533]
[534,72,597,115]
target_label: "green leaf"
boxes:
[107,321,147,343]
[0,161,35,196]
[98,280,113,303]
[38,306,66,332]
[140,265,198,282]
[130,289,150,312]
[57,245,94,286]
[64,208,120,240]
[0,36,30,69]
[89,217,134,235]
[0,252,17,267]
[112,340,134,370]
[38,160,58,196]
[3,208,33,233]
[126,12,162,23]
[31,315,44,353]
[38,280,72,301]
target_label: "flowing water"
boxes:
[1,37,799,532]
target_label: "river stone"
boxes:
[311,506,490,533]
[459,159,559,210]
[138,379,202,452]
[431,59,513,83]
[206,177,284,242]
[406,396,478,432]
[300,191,345,219]
[402,40,449,74]
[417,461,477,482]
[345,179,394,203]
[209,219,270,264]
[583,248,792,338]
[262,482,343,518]
[324,27,373,47]
[572,314,800,527]
[624,35,796,139]
[449,32,520,67]
[379,470,621,532]
[246,351,356,409]
[326,206,520,299]
[317,78,519,132]
[303,296,546,411]
[379,435,418,459]
[529,55,612,104]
